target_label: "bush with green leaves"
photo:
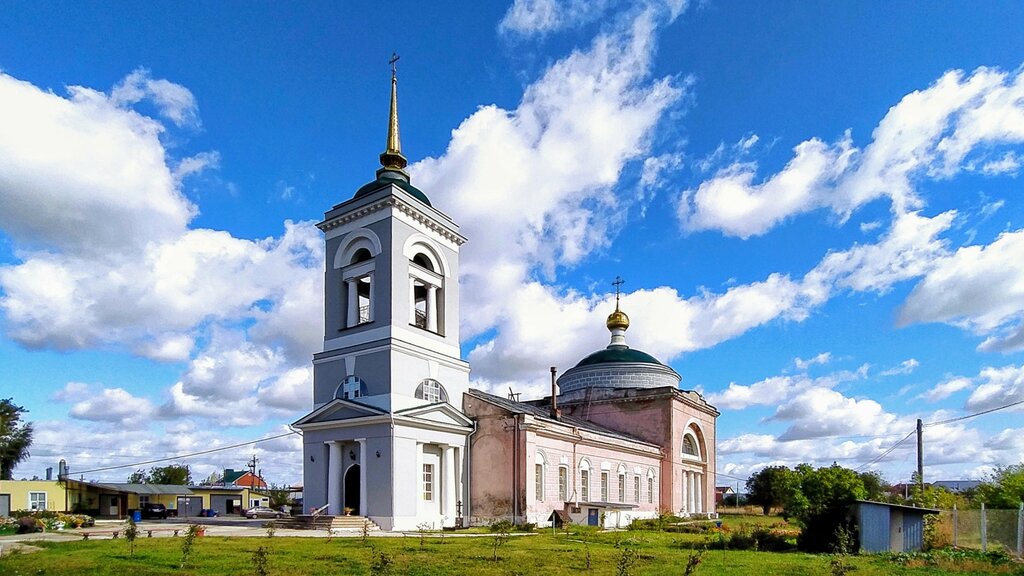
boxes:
[489,519,513,561]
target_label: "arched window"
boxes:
[535,452,546,501]
[414,379,448,403]
[408,245,444,334]
[682,434,700,459]
[617,464,627,502]
[558,466,568,501]
[647,469,656,504]
[335,376,368,400]
[351,248,372,264]
[579,459,591,502]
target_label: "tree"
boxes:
[975,464,1024,508]
[0,399,34,480]
[746,465,796,515]
[149,464,191,485]
[857,471,888,501]
[127,464,191,485]
[783,463,867,553]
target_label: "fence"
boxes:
[933,503,1023,557]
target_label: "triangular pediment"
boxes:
[394,402,474,428]
[293,398,387,427]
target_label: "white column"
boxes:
[327,442,342,515]
[443,445,456,524]
[356,438,367,516]
[695,473,703,515]
[687,471,696,516]
[681,470,688,514]
[346,279,358,328]
[426,285,438,332]
[365,274,374,322]
[409,277,417,325]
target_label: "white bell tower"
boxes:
[295,59,474,531]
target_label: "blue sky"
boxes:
[2,1,1024,487]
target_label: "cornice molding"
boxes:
[319,194,466,246]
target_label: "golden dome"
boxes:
[606,307,630,331]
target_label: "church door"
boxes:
[344,465,360,515]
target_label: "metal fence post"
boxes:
[981,503,987,553]
[1017,502,1022,558]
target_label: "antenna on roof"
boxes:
[507,387,520,402]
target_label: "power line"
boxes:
[71,431,300,476]
[923,398,1024,427]
[855,429,915,472]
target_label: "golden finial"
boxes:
[378,52,409,178]
[606,276,630,331]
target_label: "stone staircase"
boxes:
[274,514,381,532]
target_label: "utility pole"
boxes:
[916,418,924,494]
[248,454,258,478]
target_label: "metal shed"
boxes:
[854,500,939,553]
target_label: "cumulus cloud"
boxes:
[794,352,831,371]
[707,363,866,411]
[69,387,155,427]
[499,0,686,37]
[899,230,1024,352]
[679,66,1024,238]
[918,376,971,402]
[0,69,324,442]
[965,364,1024,412]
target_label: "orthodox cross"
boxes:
[612,276,624,303]
[389,52,400,77]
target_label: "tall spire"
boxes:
[378,53,409,179]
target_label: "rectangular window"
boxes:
[558,467,568,501]
[29,492,46,511]
[647,477,654,504]
[580,470,589,502]
[600,472,609,501]
[535,463,544,501]
[139,495,150,506]
[423,463,434,501]
[618,474,625,502]
[634,476,640,503]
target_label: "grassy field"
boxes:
[0,519,1020,575]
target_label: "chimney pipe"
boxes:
[550,366,560,419]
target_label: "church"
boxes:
[292,69,719,531]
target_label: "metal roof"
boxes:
[466,388,661,448]
[90,483,194,495]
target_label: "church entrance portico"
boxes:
[325,438,368,516]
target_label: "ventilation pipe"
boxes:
[550,366,560,420]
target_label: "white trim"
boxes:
[334,228,383,269]
[403,234,451,277]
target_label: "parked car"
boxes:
[140,503,168,519]
[245,506,283,519]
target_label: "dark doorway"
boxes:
[344,465,360,515]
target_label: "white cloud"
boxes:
[794,352,831,370]
[51,382,91,403]
[919,376,971,402]
[69,387,155,427]
[899,229,1024,351]
[772,387,899,441]
[981,152,1020,175]
[110,68,200,128]
[965,364,1024,412]
[880,358,920,377]
[679,66,1024,238]
[498,0,686,36]
[707,363,868,411]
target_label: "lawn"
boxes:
[0,518,1019,575]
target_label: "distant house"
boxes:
[931,480,981,493]
[219,468,267,490]
[715,486,735,504]
[854,500,939,553]
[0,478,191,518]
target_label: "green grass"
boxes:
[1,528,1019,575]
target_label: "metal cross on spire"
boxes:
[389,52,400,77]
[612,276,625,302]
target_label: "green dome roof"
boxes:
[354,174,431,206]
[574,346,663,368]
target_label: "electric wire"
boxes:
[70,430,300,476]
